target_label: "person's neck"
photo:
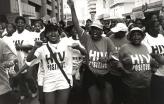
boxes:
[131,42,142,47]
[49,39,60,44]
[18,29,24,34]
[149,31,158,38]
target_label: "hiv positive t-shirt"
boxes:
[11,29,35,68]
[34,38,73,92]
[142,33,164,76]
[119,44,151,88]
[80,31,117,75]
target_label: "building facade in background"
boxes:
[132,0,162,20]
[0,0,63,24]
[108,0,135,18]
[87,0,97,20]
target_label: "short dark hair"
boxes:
[15,16,26,24]
[44,23,59,35]
[0,15,8,23]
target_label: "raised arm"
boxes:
[67,0,83,39]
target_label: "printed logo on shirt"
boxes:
[13,40,25,51]
[14,40,23,46]
[88,50,107,69]
[46,51,66,70]
[151,45,164,56]
[130,54,151,71]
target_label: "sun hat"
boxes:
[111,23,128,33]
[91,20,103,30]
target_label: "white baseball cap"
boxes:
[111,23,128,33]
[91,20,103,30]
[130,27,143,32]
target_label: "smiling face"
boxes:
[130,31,144,46]
[16,19,25,33]
[46,30,60,44]
[89,26,103,41]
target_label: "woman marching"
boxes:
[119,27,153,104]
[67,0,120,104]
[15,23,74,104]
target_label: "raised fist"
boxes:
[67,0,74,7]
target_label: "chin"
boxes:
[92,37,102,41]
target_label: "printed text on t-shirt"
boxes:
[151,45,164,55]
[89,50,107,69]
[46,52,66,70]
[130,54,150,71]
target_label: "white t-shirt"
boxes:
[11,29,35,68]
[32,31,41,41]
[142,33,164,76]
[2,29,7,37]
[34,38,73,92]
[2,36,17,56]
[68,38,84,75]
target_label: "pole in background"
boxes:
[17,0,23,16]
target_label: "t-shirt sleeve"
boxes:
[142,37,152,54]
[34,47,42,60]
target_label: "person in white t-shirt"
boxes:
[17,24,73,104]
[32,20,45,41]
[2,23,17,56]
[142,20,164,104]
[11,16,37,100]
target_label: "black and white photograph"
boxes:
[0,0,164,104]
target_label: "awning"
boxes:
[132,1,162,13]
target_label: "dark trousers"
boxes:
[38,86,45,104]
[17,71,37,96]
[0,91,18,104]
[110,75,124,104]
[151,74,164,104]
[44,88,70,104]
[122,84,150,104]
[83,68,113,104]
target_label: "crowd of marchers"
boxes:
[1,0,164,104]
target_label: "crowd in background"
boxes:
[1,0,164,104]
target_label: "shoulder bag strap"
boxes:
[46,44,72,88]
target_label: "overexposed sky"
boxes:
[63,0,90,23]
